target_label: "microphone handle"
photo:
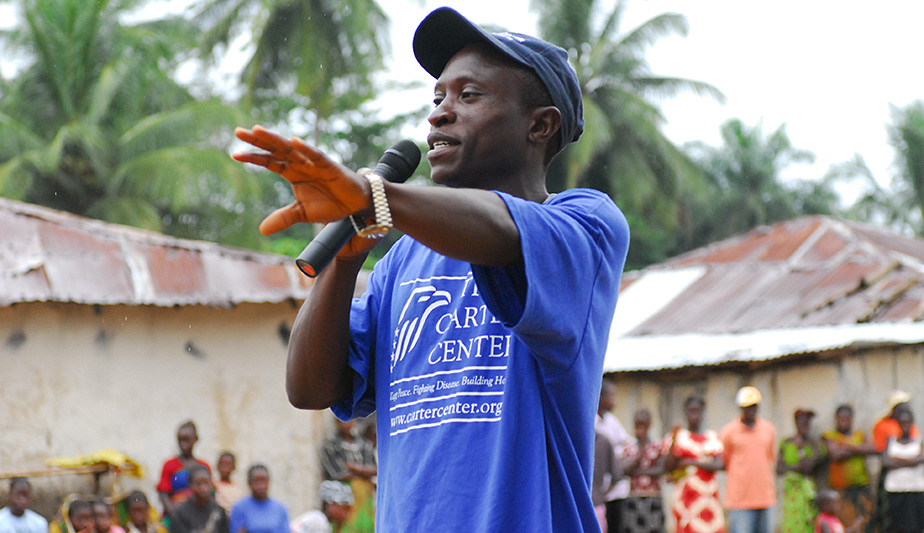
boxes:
[295,219,357,278]
[295,160,406,278]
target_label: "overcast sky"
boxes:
[381,0,924,193]
[3,0,922,195]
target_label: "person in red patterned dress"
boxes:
[621,408,666,533]
[664,395,726,533]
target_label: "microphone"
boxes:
[295,140,421,278]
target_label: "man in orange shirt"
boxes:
[719,386,777,533]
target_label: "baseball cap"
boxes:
[412,7,584,152]
[736,386,762,408]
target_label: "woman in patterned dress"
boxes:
[621,408,666,533]
[778,409,826,533]
[663,395,725,533]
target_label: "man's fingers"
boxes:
[258,204,305,235]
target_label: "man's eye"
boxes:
[461,91,478,99]
[433,97,444,106]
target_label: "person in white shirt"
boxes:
[0,478,48,533]
[596,379,631,533]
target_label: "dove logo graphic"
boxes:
[391,286,452,371]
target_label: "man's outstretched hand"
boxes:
[232,125,371,236]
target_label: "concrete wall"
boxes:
[0,301,334,519]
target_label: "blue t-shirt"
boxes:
[229,497,289,533]
[333,188,629,531]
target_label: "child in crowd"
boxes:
[69,500,96,533]
[93,501,125,533]
[289,481,353,533]
[124,492,167,533]
[815,489,861,533]
[620,408,665,533]
[169,465,229,533]
[214,452,246,513]
[0,478,48,533]
[229,465,289,533]
[157,421,211,521]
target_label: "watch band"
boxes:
[354,172,392,238]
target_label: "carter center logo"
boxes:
[391,286,451,372]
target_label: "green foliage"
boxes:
[532,0,724,269]
[684,118,840,248]
[0,0,267,249]
[889,101,924,233]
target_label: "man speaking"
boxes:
[233,7,629,531]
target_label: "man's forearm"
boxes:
[286,255,365,410]
[386,183,523,266]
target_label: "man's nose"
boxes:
[428,99,456,127]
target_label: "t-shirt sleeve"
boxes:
[472,189,629,370]
[157,459,176,493]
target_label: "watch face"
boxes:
[357,225,390,239]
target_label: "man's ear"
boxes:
[528,106,562,147]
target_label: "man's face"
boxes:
[248,470,270,501]
[741,404,759,423]
[836,411,852,433]
[427,44,535,189]
[9,485,31,515]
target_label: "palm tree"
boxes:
[685,118,823,245]
[530,0,724,267]
[191,0,393,147]
[0,0,265,248]
[888,101,924,233]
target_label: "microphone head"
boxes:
[375,140,422,183]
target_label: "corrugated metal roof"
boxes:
[0,197,318,307]
[606,216,924,372]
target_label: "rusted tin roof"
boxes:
[0,197,319,307]
[606,216,924,372]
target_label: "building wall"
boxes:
[609,345,924,441]
[607,344,924,531]
[0,301,335,519]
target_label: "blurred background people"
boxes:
[158,421,211,522]
[0,478,48,533]
[620,407,665,533]
[596,379,632,533]
[215,453,246,514]
[880,408,924,533]
[822,405,875,532]
[720,386,777,533]
[777,409,825,533]
[229,465,289,533]
[664,395,725,533]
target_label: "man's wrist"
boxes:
[352,172,393,238]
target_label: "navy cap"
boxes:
[413,7,584,151]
